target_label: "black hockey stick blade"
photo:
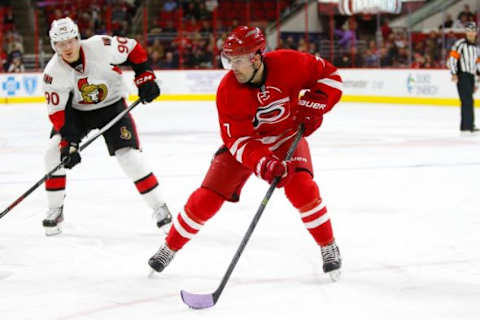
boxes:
[180,124,305,310]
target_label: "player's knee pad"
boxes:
[284,171,319,209]
[186,187,224,222]
[115,147,149,181]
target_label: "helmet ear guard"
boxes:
[49,17,80,52]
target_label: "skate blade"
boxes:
[44,224,62,236]
[327,269,342,282]
[147,268,158,278]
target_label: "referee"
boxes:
[447,22,479,133]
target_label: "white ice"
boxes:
[1,101,479,320]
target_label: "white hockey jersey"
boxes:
[42,35,142,130]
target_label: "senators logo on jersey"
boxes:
[120,126,132,140]
[77,78,108,104]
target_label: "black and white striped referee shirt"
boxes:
[447,38,480,75]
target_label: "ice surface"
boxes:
[1,102,479,320]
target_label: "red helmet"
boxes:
[222,26,266,57]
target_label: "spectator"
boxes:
[7,53,24,73]
[205,0,218,12]
[457,4,475,22]
[162,51,178,69]
[445,30,458,50]
[453,12,469,29]
[411,52,425,69]
[284,36,297,50]
[163,0,178,12]
[149,39,165,61]
[439,13,454,29]
[380,19,392,41]
[150,50,163,69]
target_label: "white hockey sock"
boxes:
[45,134,66,209]
[115,147,164,209]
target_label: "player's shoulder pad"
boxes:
[42,55,69,88]
[218,71,236,91]
[81,35,110,48]
[264,49,308,66]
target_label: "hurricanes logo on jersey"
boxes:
[254,85,290,129]
[120,126,132,140]
[253,97,290,129]
[77,78,108,104]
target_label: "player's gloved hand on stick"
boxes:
[295,90,327,137]
[60,140,81,169]
[135,71,160,103]
[257,156,296,188]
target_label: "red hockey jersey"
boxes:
[216,49,343,174]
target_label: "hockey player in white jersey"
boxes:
[42,17,171,236]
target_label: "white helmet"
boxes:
[49,17,80,52]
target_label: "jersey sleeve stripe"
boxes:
[268,130,298,151]
[255,156,266,176]
[317,78,343,91]
[229,136,251,155]
[48,110,65,132]
[235,144,247,163]
[450,50,460,59]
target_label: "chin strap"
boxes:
[246,53,264,85]
[246,66,260,84]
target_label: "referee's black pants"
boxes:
[456,72,475,131]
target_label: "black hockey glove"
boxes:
[135,71,160,103]
[60,140,81,169]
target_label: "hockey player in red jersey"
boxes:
[42,18,172,235]
[149,26,343,280]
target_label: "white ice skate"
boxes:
[42,206,64,236]
[152,203,172,233]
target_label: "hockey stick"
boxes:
[180,124,305,309]
[0,99,142,220]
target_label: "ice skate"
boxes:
[321,240,342,281]
[42,206,64,236]
[152,203,172,233]
[148,243,176,273]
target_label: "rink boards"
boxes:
[0,69,478,106]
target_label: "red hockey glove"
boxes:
[256,156,296,188]
[60,140,81,169]
[296,91,327,137]
[135,71,160,103]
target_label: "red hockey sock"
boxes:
[166,187,224,251]
[284,171,333,246]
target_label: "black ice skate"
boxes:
[152,203,172,232]
[148,244,176,273]
[321,240,342,281]
[42,206,64,236]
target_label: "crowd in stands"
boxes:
[1,1,26,72]
[42,0,139,38]
[0,0,479,72]
[277,3,478,68]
